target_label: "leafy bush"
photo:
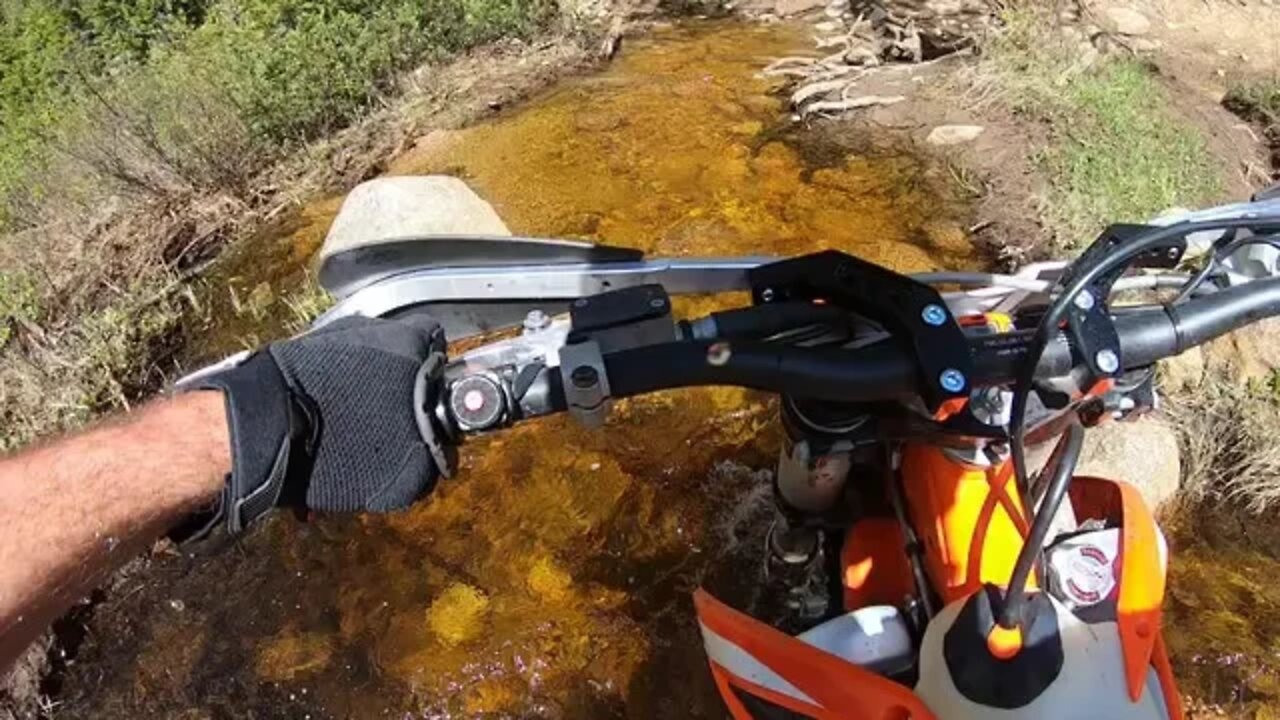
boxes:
[0,0,553,227]
[1224,79,1280,131]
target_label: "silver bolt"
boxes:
[707,342,732,366]
[921,304,948,326]
[573,298,588,308]
[1095,348,1119,374]
[1073,291,1095,311]
[939,368,966,393]
[649,297,666,309]
[522,309,551,333]
[761,288,776,303]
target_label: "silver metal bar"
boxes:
[315,257,774,328]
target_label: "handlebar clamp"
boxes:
[749,251,975,413]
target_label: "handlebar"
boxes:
[440,275,1280,434]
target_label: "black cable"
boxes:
[1002,216,1280,629]
[998,422,1084,629]
[1173,231,1280,304]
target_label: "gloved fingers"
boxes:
[396,311,447,352]
[359,445,438,512]
[285,315,444,361]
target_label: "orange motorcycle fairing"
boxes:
[693,589,936,720]
[898,444,1033,605]
[1069,476,1181,719]
[840,517,914,611]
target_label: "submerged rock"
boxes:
[774,0,824,15]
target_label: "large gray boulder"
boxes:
[1025,416,1181,511]
[1075,417,1181,510]
[319,176,511,264]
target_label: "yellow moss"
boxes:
[528,555,574,601]
[462,676,526,714]
[426,583,491,646]
[254,631,334,682]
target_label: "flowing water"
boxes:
[48,18,1280,720]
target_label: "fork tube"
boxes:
[887,449,937,619]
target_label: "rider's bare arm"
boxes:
[0,391,229,672]
[0,315,449,674]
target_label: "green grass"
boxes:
[982,6,1223,247]
[0,276,186,451]
[0,270,39,348]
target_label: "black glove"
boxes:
[179,315,453,538]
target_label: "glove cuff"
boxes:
[175,352,312,541]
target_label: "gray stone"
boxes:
[774,0,824,16]
[926,124,985,146]
[1076,417,1181,509]
[924,0,963,14]
[1131,37,1162,52]
[319,176,511,263]
[1104,7,1151,36]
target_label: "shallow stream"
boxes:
[51,19,1280,720]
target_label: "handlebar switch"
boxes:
[449,373,509,432]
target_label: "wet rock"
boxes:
[254,632,334,682]
[1104,7,1151,36]
[1075,417,1182,509]
[319,176,510,262]
[774,0,824,16]
[926,124,985,146]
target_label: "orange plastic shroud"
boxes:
[899,444,1033,604]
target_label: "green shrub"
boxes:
[1224,79,1280,129]
[0,269,38,347]
[0,0,553,228]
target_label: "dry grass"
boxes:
[1166,369,1280,512]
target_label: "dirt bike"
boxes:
[311,177,1280,719]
